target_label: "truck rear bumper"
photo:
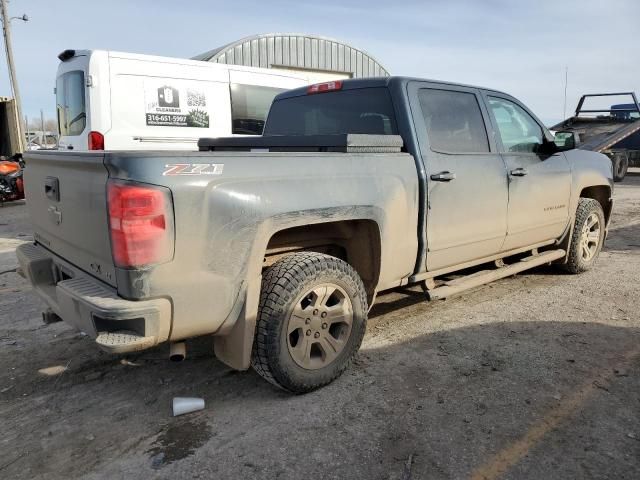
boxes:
[16,243,171,354]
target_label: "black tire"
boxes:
[563,198,605,274]
[251,252,368,394]
[612,154,629,182]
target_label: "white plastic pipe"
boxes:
[172,397,205,416]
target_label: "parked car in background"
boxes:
[19,77,613,393]
[55,49,311,151]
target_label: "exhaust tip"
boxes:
[42,309,63,325]
[169,341,186,362]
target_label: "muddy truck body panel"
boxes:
[23,151,116,286]
[20,144,419,352]
[104,149,419,340]
[18,77,614,388]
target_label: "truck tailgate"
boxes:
[23,151,116,287]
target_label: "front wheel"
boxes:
[563,198,606,274]
[251,252,368,393]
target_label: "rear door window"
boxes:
[230,84,286,135]
[418,89,489,153]
[56,71,86,136]
[264,87,398,136]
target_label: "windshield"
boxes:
[611,103,640,120]
[230,84,287,135]
[56,71,86,136]
[263,87,398,136]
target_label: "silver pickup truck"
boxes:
[18,77,613,393]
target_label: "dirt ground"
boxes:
[1,171,639,480]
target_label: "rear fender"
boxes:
[213,205,385,371]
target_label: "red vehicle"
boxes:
[0,154,24,203]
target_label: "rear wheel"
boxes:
[612,153,629,182]
[251,252,368,393]
[563,198,605,274]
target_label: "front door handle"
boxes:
[510,168,528,177]
[430,171,456,182]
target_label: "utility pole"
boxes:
[0,0,25,151]
[562,66,568,121]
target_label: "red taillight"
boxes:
[107,181,174,268]
[307,80,343,95]
[88,131,104,150]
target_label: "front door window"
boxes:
[488,97,543,153]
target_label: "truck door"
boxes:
[409,82,509,271]
[483,94,571,251]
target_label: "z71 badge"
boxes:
[163,163,224,176]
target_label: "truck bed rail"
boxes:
[198,134,404,153]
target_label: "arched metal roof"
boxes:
[192,33,389,78]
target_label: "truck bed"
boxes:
[21,140,419,348]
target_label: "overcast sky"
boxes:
[2,0,638,126]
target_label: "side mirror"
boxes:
[552,131,576,152]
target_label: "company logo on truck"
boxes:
[162,163,224,176]
[157,86,180,108]
[145,80,209,128]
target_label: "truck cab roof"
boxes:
[275,76,511,101]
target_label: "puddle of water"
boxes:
[147,418,212,468]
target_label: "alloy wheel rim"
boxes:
[286,283,353,370]
[580,213,601,262]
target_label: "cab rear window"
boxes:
[56,71,86,136]
[263,87,398,136]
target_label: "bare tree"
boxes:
[26,117,57,132]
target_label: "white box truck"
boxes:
[55,49,310,151]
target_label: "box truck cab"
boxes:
[55,49,310,151]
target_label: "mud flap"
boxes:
[213,274,261,370]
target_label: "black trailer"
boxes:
[552,92,640,181]
[0,97,22,157]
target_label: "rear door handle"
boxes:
[430,171,456,182]
[510,168,528,177]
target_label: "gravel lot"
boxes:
[1,171,639,479]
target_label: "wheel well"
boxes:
[264,220,381,302]
[580,185,613,223]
